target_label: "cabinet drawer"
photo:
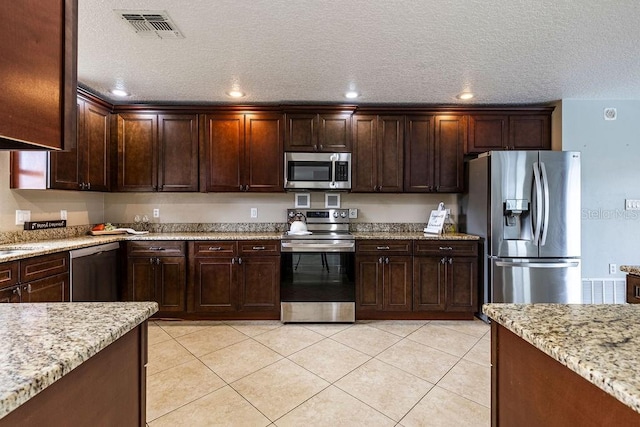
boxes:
[191,241,237,257]
[127,241,186,257]
[20,252,69,283]
[414,240,478,257]
[238,240,280,256]
[356,240,412,255]
[0,261,19,289]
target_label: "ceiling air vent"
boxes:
[114,10,184,39]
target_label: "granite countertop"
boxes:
[0,302,158,419]
[621,265,640,276]
[0,231,478,262]
[484,303,640,414]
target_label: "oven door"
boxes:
[280,251,355,322]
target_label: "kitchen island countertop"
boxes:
[484,303,640,415]
[621,265,640,275]
[0,302,158,419]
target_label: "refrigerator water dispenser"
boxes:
[503,199,529,239]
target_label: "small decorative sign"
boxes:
[424,210,446,234]
[24,220,67,231]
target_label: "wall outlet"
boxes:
[609,263,617,275]
[250,208,258,218]
[625,199,640,210]
[348,208,358,219]
[15,210,31,225]
[60,210,67,220]
[153,208,160,218]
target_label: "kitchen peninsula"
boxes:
[621,265,640,304]
[0,302,157,426]
[484,303,640,426]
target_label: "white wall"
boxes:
[562,100,640,278]
[0,152,104,232]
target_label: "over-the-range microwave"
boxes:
[284,152,351,191]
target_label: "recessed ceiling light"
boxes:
[345,91,359,99]
[457,92,474,100]
[110,88,130,97]
[227,90,246,98]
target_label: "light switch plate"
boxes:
[348,208,358,219]
[625,199,640,210]
[15,210,31,225]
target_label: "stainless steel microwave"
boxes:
[284,152,351,190]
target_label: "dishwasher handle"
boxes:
[69,242,120,259]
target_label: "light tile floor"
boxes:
[146,319,491,426]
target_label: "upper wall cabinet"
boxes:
[0,0,77,150]
[284,110,353,152]
[467,110,552,154]
[352,115,405,192]
[200,113,283,192]
[50,95,111,191]
[115,113,199,192]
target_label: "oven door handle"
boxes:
[281,242,355,252]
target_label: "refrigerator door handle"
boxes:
[495,261,580,268]
[539,161,550,246]
[532,162,543,246]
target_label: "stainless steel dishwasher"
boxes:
[69,242,120,302]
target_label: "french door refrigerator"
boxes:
[464,151,581,315]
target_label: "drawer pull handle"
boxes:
[376,246,390,250]
[252,246,266,250]
[149,247,165,251]
[439,246,453,251]
[635,285,640,299]
[208,247,223,251]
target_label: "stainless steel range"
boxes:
[280,209,355,323]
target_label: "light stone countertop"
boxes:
[483,303,640,414]
[621,265,640,276]
[0,231,478,262]
[0,302,158,419]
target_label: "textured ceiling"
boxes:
[78,0,640,105]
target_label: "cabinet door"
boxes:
[158,114,199,192]
[191,257,237,312]
[22,273,70,302]
[352,115,377,192]
[238,256,280,311]
[0,261,19,289]
[284,113,317,151]
[0,285,21,303]
[467,115,508,154]
[447,257,477,312]
[49,97,83,190]
[404,115,435,192]
[116,114,157,191]
[355,255,383,311]
[82,100,111,191]
[0,0,77,150]
[434,115,466,192]
[245,114,284,192]
[156,257,186,312]
[383,256,412,311]
[377,116,404,192]
[413,256,446,311]
[200,114,244,192]
[509,115,551,150]
[128,257,156,302]
[318,113,351,152]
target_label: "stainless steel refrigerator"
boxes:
[463,151,581,314]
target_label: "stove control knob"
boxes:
[340,211,347,218]
[333,212,339,218]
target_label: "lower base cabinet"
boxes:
[626,274,640,303]
[0,253,70,304]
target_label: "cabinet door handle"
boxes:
[26,284,32,293]
[440,257,447,264]
[14,287,21,297]
[232,258,236,264]
[378,185,383,192]
[87,182,91,190]
[208,247,223,251]
[156,258,161,265]
[252,246,266,250]
[635,285,640,299]
[385,257,389,264]
[448,258,453,265]
[378,257,383,264]
[245,185,250,191]
[439,246,453,251]
[376,246,390,250]
[238,257,242,265]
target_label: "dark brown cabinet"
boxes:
[467,112,551,154]
[352,115,404,192]
[50,95,111,191]
[115,113,199,191]
[125,241,186,313]
[189,241,280,315]
[0,252,70,303]
[626,274,640,304]
[284,111,352,152]
[200,113,283,192]
[404,115,466,193]
[356,240,413,312]
[0,0,77,150]
[413,240,477,316]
